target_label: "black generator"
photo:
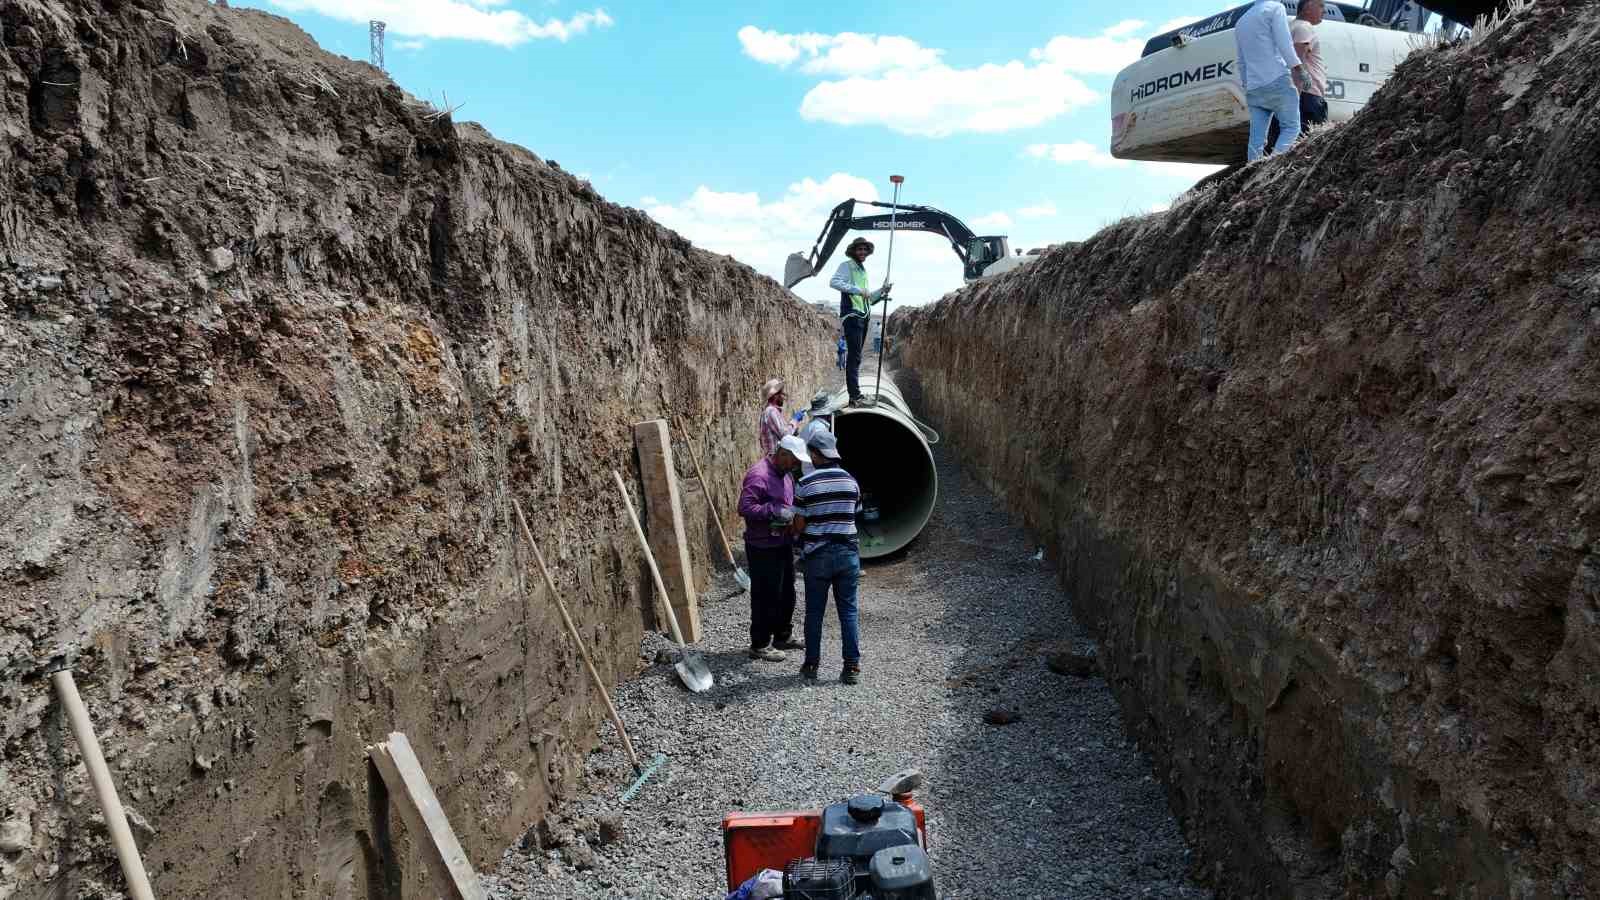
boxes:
[783,795,936,899]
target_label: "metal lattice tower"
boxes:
[369,20,386,71]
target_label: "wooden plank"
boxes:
[632,418,702,642]
[368,732,486,900]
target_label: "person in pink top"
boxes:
[757,378,800,457]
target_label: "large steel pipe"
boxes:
[827,373,938,559]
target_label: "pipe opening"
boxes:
[835,407,936,560]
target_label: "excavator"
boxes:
[783,199,1013,291]
[1111,0,1506,164]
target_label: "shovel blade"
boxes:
[734,566,751,591]
[783,253,814,289]
[675,652,714,693]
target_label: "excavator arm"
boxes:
[784,199,1000,290]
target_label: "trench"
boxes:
[485,396,1210,899]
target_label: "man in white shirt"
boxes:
[1291,1,1329,133]
[1234,0,1305,161]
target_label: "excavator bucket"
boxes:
[783,253,814,290]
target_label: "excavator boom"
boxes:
[784,199,1004,290]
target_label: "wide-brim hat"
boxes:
[809,390,831,412]
[846,237,875,255]
[763,378,785,401]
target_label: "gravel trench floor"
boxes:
[485,445,1209,899]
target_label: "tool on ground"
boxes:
[620,751,669,805]
[511,498,643,776]
[723,771,935,899]
[872,174,904,399]
[49,662,157,900]
[613,469,714,693]
[672,417,750,591]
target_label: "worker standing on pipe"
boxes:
[792,429,863,685]
[829,237,890,408]
[738,435,807,661]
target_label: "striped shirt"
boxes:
[794,464,860,557]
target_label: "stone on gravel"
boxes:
[1047,650,1099,677]
[983,707,1022,726]
[560,840,597,871]
[593,812,625,846]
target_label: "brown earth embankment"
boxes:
[0,2,830,897]
[891,4,1599,896]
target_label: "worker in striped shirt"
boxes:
[791,428,863,684]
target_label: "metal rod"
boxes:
[874,175,904,396]
[51,670,157,900]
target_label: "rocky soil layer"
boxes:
[890,4,1599,897]
[0,2,830,898]
[485,445,1208,900]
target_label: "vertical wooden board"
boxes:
[632,419,702,642]
[368,733,487,900]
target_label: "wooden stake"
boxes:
[368,732,486,900]
[51,670,157,900]
[510,498,641,772]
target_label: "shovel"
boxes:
[672,417,750,592]
[613,470,714,693]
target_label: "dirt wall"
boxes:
[891,5,1599,896]
[0,2,831,897]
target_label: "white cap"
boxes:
[776,435,807,460]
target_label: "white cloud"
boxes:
[737,27,943,76]
[1024,141,1226,181]
[393,38,426,51]
[741,18,1208,138]
[799,62,1098,137]
[972,211,1014,230]
[643,174,973,309]
[267,1,614,47]
[1017,203,1058,218]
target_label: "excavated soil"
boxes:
[892,4,1600,897]
[0,2,830,898]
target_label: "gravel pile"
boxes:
[484,446,1208,899]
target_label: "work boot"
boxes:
[841,663,861,685]
[799,664,819,682]
[773,637,804,651]
[749,647,786,662]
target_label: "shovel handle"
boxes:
[512,499,641,772]
[52,670,157,900]
[671,417,740,568]
[613,470,691,648]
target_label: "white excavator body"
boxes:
[1111,7,1425,165]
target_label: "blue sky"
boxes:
[232,0,1223,309]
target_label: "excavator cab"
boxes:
[963,236,1012,281]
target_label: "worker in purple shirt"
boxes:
[737,435,807,661]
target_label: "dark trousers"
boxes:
[746,542,795,649]
[843,316,867,401]
[1300,93,1328,132]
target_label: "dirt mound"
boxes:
[892,3,1599,896]
[0,2,830,897]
